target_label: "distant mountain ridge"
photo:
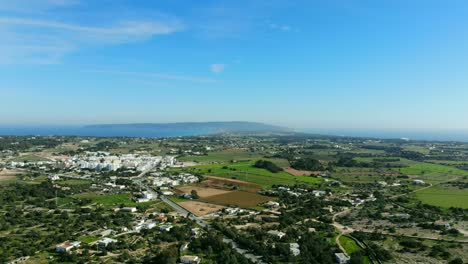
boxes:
[86,121,292,134]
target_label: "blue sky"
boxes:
[1,0,468,129]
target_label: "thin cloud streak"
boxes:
[0,16,183,64]
[88,70,218,84]
[0,17,181,36]
[210,64,226,73]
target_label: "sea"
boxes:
[304,128,468,142]
[0,125,215,138]
[1,125,468,142]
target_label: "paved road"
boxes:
[131,169,265,263]
[158,194,208,228]
[158,194,265,263]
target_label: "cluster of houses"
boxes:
[65,152,176,171]
[222,207,259,216]
[10,160,55,170]
[344,193,376,207]
[150,172,199,187]
[271,186,328,198]
[121,210,174,232]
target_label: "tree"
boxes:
[291,158,324,171]
[191,190,199,199]
[253,160,283,173]
[449,257,463,264]
[350,251,364,264]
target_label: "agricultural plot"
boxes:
[178,201,225,216]
[333,173,389,184]
[0,169,21,184]
[183,161,321,187]
[60,179,92,186]
[178,150,263,163]
[414,185,468,209]
[203,190,273,208]
[202,176,262,193]
[13,154,50,162]
[397,162,468,183]
[177,185,232,197]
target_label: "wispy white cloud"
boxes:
[0,16,183,64]
[0,17,179,39]
[269,23,292,32]
[210,63,227,73]
[89,69,217,84]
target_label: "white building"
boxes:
[267,230,286,239]
[335,253,350,264]
[413,179,426,185]
[159,224,173,232]
[55,241,81,253]
[121,207,137,213]
[180,256,201,264]
[290,243,300,256]
[98,238,118,248]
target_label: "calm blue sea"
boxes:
[0,126,215,138]
[1,126,467,142]
[304,128,468,142]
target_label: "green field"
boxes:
[78,235,100,244]
[13,154,50,162]
[398,163,468,177]
[339,235,361,255]
[60,179,92,185]
[168,196,187,203]
[179,161,321,187]
[178,150,263,163]
[414,185,468,209]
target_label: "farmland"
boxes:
[202,176,262,193]
[176,185,232,197]
[414,185,468,209]
[398,162,468,177]
[12,154,50,162]
[178,201,225,216]
[203,190,273,208]
[397,162,468,183]
[0,169,21,184]
[178,150,263,163]
[179,161,321,187]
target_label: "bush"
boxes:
[253,160,283,173]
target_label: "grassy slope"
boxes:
[414,185,468,209]
[182,161,321,187]
[339,235,361,255]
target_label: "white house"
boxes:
[335,253,350,264]
[434,220,451,229]
[121,207,137,213]
[55,241,81,253]
[159,224,173,232]
[413,179,426,185]
[180,255,201,264]
[48,174,60,181]
[98,238,118,248]
[290,243,300,256]
[267,230,286,239]
[180,242,189,252]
